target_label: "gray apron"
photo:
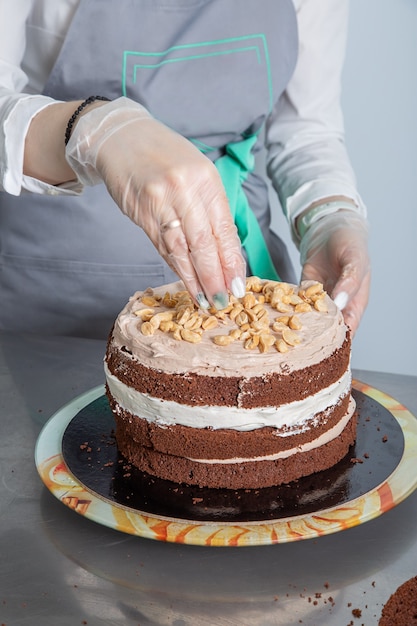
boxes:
[0,0,298,338]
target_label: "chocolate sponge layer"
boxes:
[113,409,357,490]
[107,390,351,461]
[105,336,351,409]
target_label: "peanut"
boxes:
[289,315,302,330]
[275,338,289,353]
[242,293,256,309]
[134,307,155,320]
[294,302,312,313]
[246,276,263,292]
[201,315,219,330]
[282,328,301,346]
[305,282,324,298]
[181,328,202,343]
[141,295,160,307]
[213,334,233,346]
[259,333,275,353]
[244,335,259,350]
[140,321,155,336]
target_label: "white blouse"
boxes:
[0,0,366,239]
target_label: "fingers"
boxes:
[161,199,246,309]
[162,218,212,309]
[333,269,371,336]
[159,163,246,309]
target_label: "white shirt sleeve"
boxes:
[0,0,82,195]
[266,0,367,242]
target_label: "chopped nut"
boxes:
[282,328,301,346]
[201,315,219,330]
[140,321,155,336]
[213,334,233,346]
[150,311,174,329]
[259,334,275,353]
[180,328,202,343]
[305,282,324,298]
[159,320,175,332]
[215,310,227,320]
[272,321,288,333]
[252,303,265,316]
[183,312,201,329]
[244,335,259,350]
[176,306,192,325]
[289,315,302,330]
[251,319,270,331]
[276,315,290,325]
[275,302,293,313]
[162,292,177,308]
[246,276,263,292]
[242,293,256,309]
[289,294,303,305]
[280,282,294,294]
[270,288,285,307]
[141,295,160,307]
[235,311,249,326]
[244,308,258,322]
[230,304,244,321]
[314,298,328,313]
[188,316,203,331]
[172,325,183,340]
[294,302,312,313]
[134,307,155,319]
[275,338,289,353]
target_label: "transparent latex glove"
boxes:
[65,97,246,309]
[299,210,370,336]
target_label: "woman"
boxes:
[0,0,369,338]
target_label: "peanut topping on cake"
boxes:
[135,277,328,353]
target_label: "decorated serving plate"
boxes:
[35,380,417,547]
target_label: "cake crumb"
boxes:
[352,608,362,618]
[382,435,388,442]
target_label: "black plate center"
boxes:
[61,389,404,523]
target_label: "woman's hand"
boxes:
[65,97,246,308]
[299,211,370,336]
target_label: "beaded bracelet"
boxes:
[64,95,111,146]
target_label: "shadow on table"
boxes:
[39,486,417,625]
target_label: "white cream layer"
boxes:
[105,362,352,434]
[187,398,356,464]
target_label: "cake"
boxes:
[104,277,356,490]
[379,576,417,625]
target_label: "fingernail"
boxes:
[231,276,246,299]
[334,292,349,310]
[196,292,210,309]
[212,292,229,310]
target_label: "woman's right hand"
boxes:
[65,97,246,309]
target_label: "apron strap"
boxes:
[214,135,281,281]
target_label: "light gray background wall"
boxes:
[269,0,417,377]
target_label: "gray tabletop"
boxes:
[0,330,416,626]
